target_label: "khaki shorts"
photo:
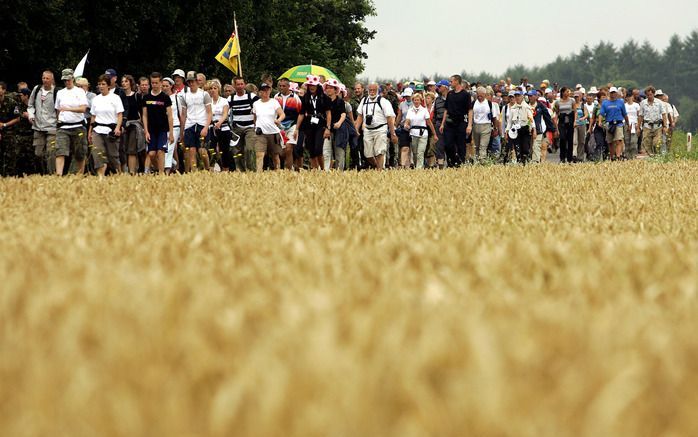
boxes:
[92,133,121,170]
[56,127,88,160]
[363,128,388,158]
[255,133,282,155]
[33,130,56,157]
[606,125,625,143]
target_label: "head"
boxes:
[645,86,656,100]
[367,83,379,98]
[61,68,75,89]
[162,77,173,94]
[138,76,150,94]
[173,75,184,88]
[412,93,423,107]
[105,69,118,87]
[425,92,435,106]
[450,75,462,89]
[223,84,234,98]
[609,88,619,100]
[278,78,292,95]
[560,87,570,99]
[41,71,54,89]
[586,93,595,103]
[75,77,90,92]
[384,82,393,91]
[258,83,272,99]
[150,72,162,93]
[324,84,338,98]
[661,94,669,102]
[207,79,222,97]
[97,74,110,95]
[121,75,135,92]
[186,72,198,91]
[196,73,206,89]
[515,92,524,104]
[574,91,582,103]
[17,81,28,92]
[476,86,487,102]
[261,73,273,88]
[319,75,326,84]
[245,83,258,94]
[20,88,30,103]
[353,82,364,98]
[233,77,246,95]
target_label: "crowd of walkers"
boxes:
[0,68,682,177]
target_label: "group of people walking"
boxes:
[0,68,682,177]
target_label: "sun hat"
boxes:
[402,87,414,97]
[576,83,583,89]
[655,89,664,96]
[172,69,185,78]
[61,68,75,81]
[289,82,299,91]
[304,75,321,86]
[323,78,341,90]
[588,86,599,94]
[427,80,436,86]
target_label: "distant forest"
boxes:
[376,31,698,132]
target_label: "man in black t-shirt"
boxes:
[440,75,473,167]
[142,72,174,174]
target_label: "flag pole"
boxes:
[234,12,243,77]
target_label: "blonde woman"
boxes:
[207,79,232,171]
[404,93,437,169]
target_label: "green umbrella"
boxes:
[279,64,339,83]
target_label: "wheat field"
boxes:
[1,161,697,437]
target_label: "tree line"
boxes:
[0,0,375,90]
[377,31,698,132]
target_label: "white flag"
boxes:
[74,50,90,78]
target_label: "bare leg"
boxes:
[272,154,281,170]
[75,159,85,175]
[256,151,266,172]
[187,147,197,172]
[128,154,138,175]
[400,146,410,168]
[56,156,65,175]
[375,154,385,171]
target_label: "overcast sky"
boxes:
[362,0,697,80]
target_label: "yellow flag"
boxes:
[215,33,241,74]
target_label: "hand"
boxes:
[439,124,444,134]
[201,127,209,138]
[115,127,122,137]
[323,129,331,139]
[554,131,560,139]
[22,111,29,119]
[145,131,151,143]
[28,115,35,124]
[466,125,472,135]
[215,121,222,130]
[168,132,174,144]
[390,133,398,145]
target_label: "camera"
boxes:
[255,127,262,135]
[366,115,373,125]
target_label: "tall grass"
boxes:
[1,161,697,437]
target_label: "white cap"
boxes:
[402,88,414,97]
[427,80,436,86]
[609,86,619,93]
[172,69,185,78]
[579,87,586,94]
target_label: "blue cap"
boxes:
[527,90,538,96]
[514,90,523,95]
[105,68,117,78]
[437,79,450,87]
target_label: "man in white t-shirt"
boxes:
[471,86,501,161]
[355,83,397,170]
[54,68,88,175]
[179,71,212,172]
[252,83,285,171]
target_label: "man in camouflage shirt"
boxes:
[15,88,38,175]
[0,81,21,177]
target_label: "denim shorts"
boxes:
[147,131,169,152]
[183,124,205,148]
